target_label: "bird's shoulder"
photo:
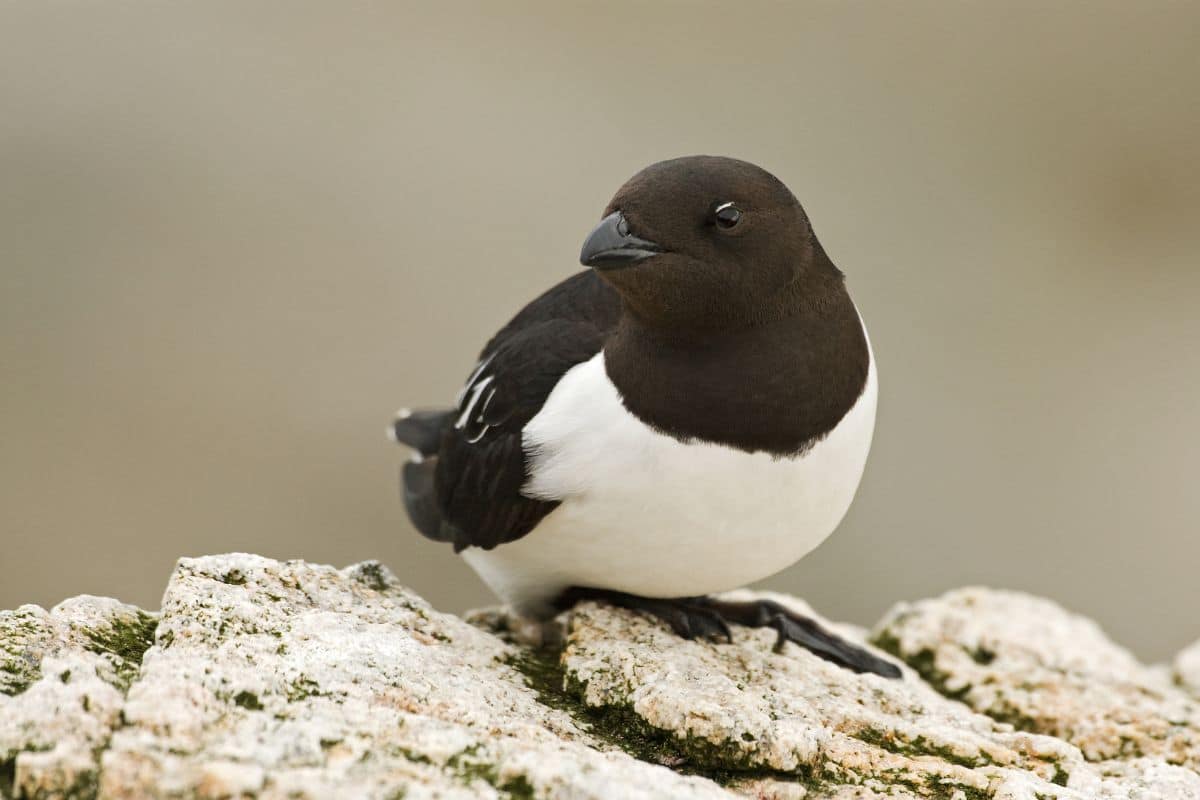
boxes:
[457,270,620,440]
[483,269,621,353]
[431,270,621,550]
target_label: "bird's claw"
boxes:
[559,588,901,679]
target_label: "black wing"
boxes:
[394,270,620,551]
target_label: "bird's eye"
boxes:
[713,202,742,230]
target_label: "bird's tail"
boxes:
[389,407,460,546]
[388,407,453,456]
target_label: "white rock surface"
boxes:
[2,557,1199,800]
[100,554,724,800]
[1178,641,1200,698]
[872,588,1200,772]
[1,596,157,799]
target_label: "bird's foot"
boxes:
[556,587,732,642]
[698,597,902,678]
[558,588,901,679]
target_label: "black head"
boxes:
[580,156,840,333]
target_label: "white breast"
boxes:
[461,341,878,618]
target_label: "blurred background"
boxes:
[2,2,1198,662]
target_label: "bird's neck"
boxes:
[603,279,870,455]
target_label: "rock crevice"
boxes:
[2,554,1198,799]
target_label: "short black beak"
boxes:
[580,212,663,269]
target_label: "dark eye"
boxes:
[713,202,742,230]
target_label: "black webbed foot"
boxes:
[557,588,731,642]
[699,597,902,678]
[558,588,902,679]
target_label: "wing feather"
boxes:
[397,270,621,551]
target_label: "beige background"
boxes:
[2,2,1198,661]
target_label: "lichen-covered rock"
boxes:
[99,554,726,800]
[556,590,1200,799]
[2,558,1199,800]
[872,588,1200,776]
[1,596,157,799]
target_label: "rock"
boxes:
[872,588,1200,770]
[1,557,1197,799]
[100,555,724,800]
[1,596,157,799]
[1178,641,1200,698]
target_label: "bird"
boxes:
[391,155,899,678]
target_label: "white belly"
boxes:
[462,346,877,617]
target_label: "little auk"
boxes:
[391,155,900,678]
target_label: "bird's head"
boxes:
[580,155,837,333]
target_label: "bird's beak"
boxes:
[580,212,663,269]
